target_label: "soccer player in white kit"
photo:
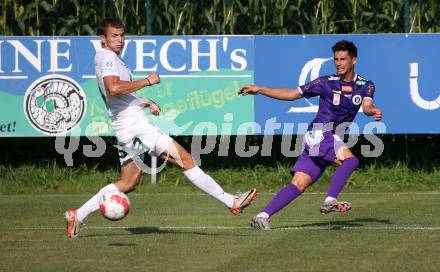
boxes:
[64,17,256,238]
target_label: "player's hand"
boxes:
[238,85,261,95]
[149,101,161,116]
[372,107,382,121]
[139,98,161,116]
[147,72,160,85]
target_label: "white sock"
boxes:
[184,167,234,208]
[257,212,269,219]
[76,183,118,222]
[325,196,337,203]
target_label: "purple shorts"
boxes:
[290,131,346,182]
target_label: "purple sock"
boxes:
[327,157,359,198]
[262,183,302,217]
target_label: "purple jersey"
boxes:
[298,74,375,132]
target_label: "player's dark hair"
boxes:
[98,17,125,36]
[332,40,357,57]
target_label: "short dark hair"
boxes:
[332,40,357,57]
[98,17,125,36]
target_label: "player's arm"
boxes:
[138,98,161,116]
[238,85,302,101]
[362,99,382,121]
[104,72,160,96]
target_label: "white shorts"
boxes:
[111,113,173,165]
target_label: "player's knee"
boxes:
[121,174,141,192]
[290,179,309,192]
[353,157,360,167]
[130,174,142,187]
[179,151,196,170]
[291,182,306,192]
[182,159,196,170]
[345,156,359,169]
[290,172,313,192]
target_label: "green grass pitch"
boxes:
[1,192,440,272]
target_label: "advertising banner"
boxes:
[1,34,439,136]
[0,36,254,136]
[254,34,440,134]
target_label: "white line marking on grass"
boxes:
[279,226,440,231]
[1,192,440,197]
[3,225,440,231]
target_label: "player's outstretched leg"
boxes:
[250,215,271,230]
[64,183,123,238]
[184,166,257,215]
[64,210,84,238]
[229,189,257,215]
[320,199,352,214]
[64,161,142,238]
[250,183,303,230]
[321,156,358,214]
[164,140,257,214]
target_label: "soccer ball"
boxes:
[99,191,130,221]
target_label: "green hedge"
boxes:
[2,135,440,169]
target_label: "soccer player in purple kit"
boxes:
[238,40,382,230]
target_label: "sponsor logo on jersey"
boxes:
[341,85,352,92]
[367,84,375,96]
[357,75,367,81]
[332,90,341,105]
[352,94,362,105]
[303,79,320,90]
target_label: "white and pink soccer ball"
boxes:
[99,191,130,221]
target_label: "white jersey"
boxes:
[94,47,142,119]
[94,48,173,164]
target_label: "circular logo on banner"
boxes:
[23,75,87,135]
[352,95,362,105]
